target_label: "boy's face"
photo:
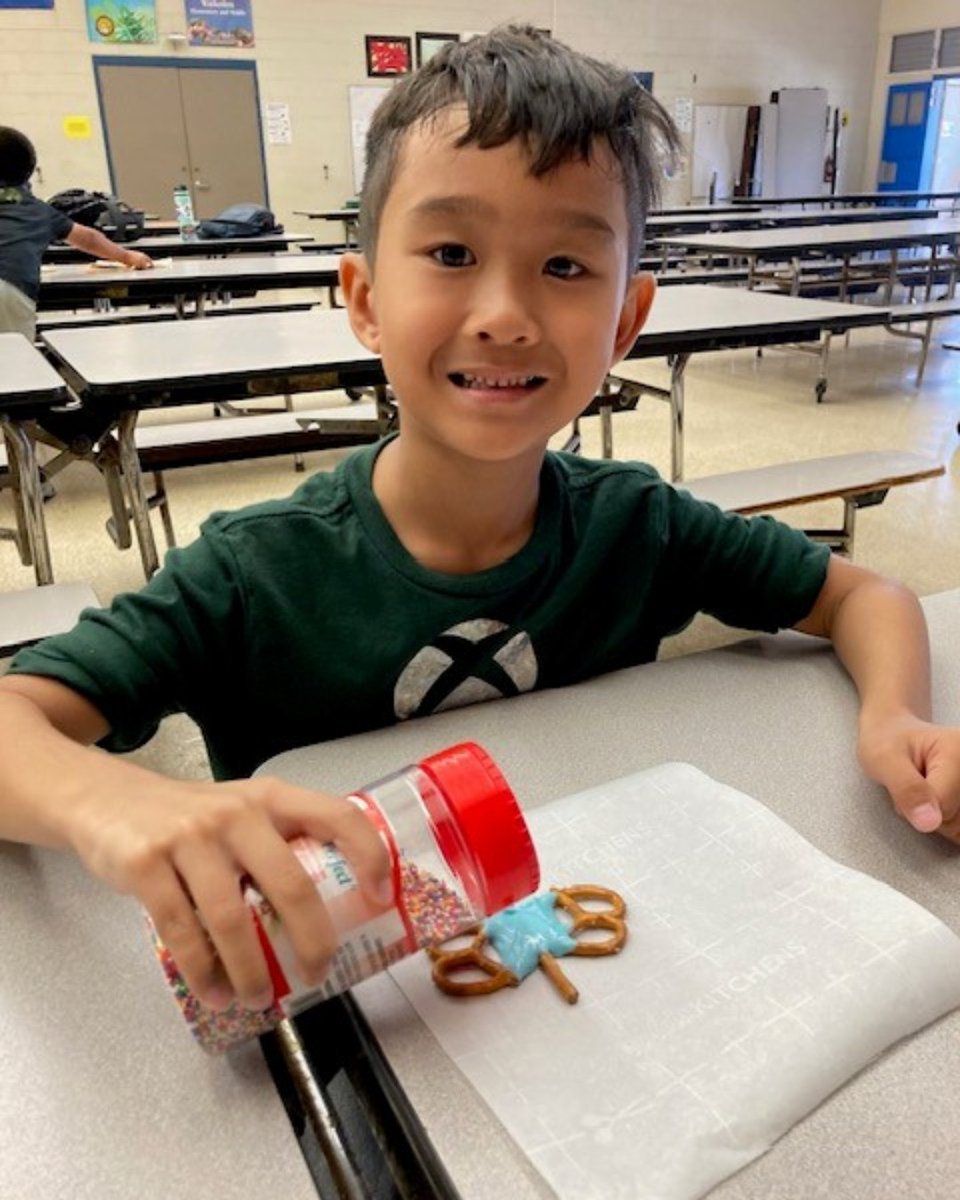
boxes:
[341,110,654,466]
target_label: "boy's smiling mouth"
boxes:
[449,371,547,393]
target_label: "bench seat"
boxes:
[682,450,943,554]
[135,402,383,546]
[0,581,99,656]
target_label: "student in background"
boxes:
[0,126,153,340]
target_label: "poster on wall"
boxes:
[85,0,156,43]
[186,0,254,47]
[0,1,54,9]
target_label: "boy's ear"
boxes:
[610,272,657,366]
[339,252,381,353]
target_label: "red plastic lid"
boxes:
[418,742,540,914]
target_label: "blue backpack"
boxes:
[197,203,283,239]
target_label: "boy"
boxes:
[0,126,153,340]
[0,28,958,1018]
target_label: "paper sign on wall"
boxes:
[186,0,254,47]
[265,102,291,145]
[0,1,54,8]
[86,0,156,43]
[63,115,92,139]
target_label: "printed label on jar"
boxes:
[245,833,410,1013]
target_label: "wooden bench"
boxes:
[135,401,383,547]
[681,450,943,555]
[0,581,99,657]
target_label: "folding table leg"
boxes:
[669,352,691,482]
[0,417,53,585]
[116,410,160,579]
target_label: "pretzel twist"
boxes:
[427,925,519,996]
[551,884,628,956]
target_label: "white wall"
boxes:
[0,0,883,224]
[864,0,960,190]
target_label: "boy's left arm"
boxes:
[65,222,153,270]
[795,556,960,841]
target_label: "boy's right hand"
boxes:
[66,775,392,1010]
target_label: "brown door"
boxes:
[97,64,190,217]
[96,60,266,220]
[178,67,266,219]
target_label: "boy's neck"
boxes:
[372,435,544,575]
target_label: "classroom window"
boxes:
[889,30,936,73]
[939,27,960,70]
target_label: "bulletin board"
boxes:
[349,83,391,193]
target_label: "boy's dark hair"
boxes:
[0,127,37,186]
[358,25,680,271]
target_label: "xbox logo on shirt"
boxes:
[394,618,538,721]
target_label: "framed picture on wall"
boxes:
[365,35,412,77]
[416,31,459,67]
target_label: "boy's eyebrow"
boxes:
[409,194,616,239]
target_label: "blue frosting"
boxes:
[484,892,577,979]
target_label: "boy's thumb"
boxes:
[888,769,942,833]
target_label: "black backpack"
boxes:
[47,188,145,243]
[197,203,283,239]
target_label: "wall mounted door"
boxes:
[878,82,932,191]
[95,57,267,220]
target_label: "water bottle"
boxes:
[150,742,540,1052]
[173,183,197,240]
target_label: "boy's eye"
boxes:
[431,243,475,268]
[544,256,585,279]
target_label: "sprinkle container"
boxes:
[151,741,539,1052]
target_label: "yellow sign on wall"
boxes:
[63,115,93,139]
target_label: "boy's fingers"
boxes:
[140,860,237,1011]
[264,781,394,905]
[224,819,338,986]
[172,842,274,1009]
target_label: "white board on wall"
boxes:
[348,84,391,194]
[759,88,828,198]
[691,105,748,200]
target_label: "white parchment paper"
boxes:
[388,763,960,1200]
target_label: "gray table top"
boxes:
[42,308,375,397]
[43,232,314,263]
[296,204,766,221]
[39,252,341,292]
[646,205,943,233]
[40,285,884,400]
[656,216,960,256]
[0,332,68,405]
[261,588,960,1200]
[733,190,960,207]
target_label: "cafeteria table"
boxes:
[43,231,314,264]
[8,588,956,1199]
[38,253,342,316]
[0,332,69,584]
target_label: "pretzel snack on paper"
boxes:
[428,885,627,1004]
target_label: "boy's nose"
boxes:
[464,275,541,345]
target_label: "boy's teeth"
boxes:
[462,373,534,388]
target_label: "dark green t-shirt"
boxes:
[9,443,829,779]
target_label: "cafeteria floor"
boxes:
[3,305,959,780]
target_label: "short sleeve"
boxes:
[652,486,831,636]
[43,200,74,242]
[7,528,247,753]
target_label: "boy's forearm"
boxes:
[825,577,932,728]
[65,224,129,261]
[0,690,149,851]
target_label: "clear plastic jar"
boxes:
[151,742,539,1052]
